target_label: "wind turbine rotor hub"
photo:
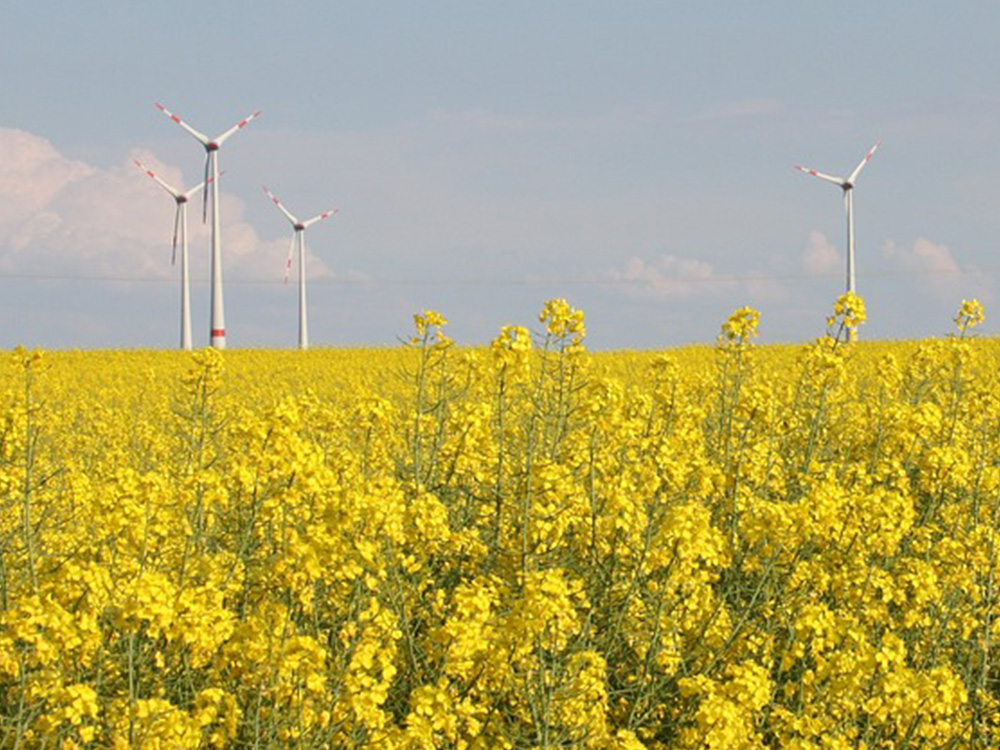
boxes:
[294,223,306,231]
[177,195,188,204]
[207,142,220,152]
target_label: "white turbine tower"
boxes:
[796,141,881,296]
[134,158,212,351]
[155,103,260,350]
[262,186,338,350]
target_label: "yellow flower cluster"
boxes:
[718,306,760,347]
[411,310,452,349]
[1,295,1000,748]
[827,291,867,342]
[955,298,985,334]
[540,298,586,349]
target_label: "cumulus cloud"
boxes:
[801,230,841,275]
[883,237,960,275]
[0,127,327,283]
[605,254,728,299]
[0,129,94,230]
[882,237,988,301]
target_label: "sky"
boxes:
[1,2,999,350]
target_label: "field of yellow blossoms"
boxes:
[2,294,1000,749]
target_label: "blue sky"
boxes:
[1,2,998,349]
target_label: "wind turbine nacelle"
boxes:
[294,223,306,231]
[177,195,189,204]
[207,142,220,152]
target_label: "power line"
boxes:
[0,266,993,287]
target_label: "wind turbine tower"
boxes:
[796,141,881,296]
[134,158,212,351]
[155,103,260,349]
[263,186,338,350]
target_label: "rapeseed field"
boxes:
[2,295,1000,749]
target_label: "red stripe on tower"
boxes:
[211,329,226,337]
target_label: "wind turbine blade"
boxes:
[202,153,212,223]
[262,186,299,225]
[215,110,262,146]
[154,103,210,145]
[303,208,339,228]
[848,141,882,184]
[284,233,296,284]
[795,165,847,187]
[133,159,183,199]
[184,170,223,201]
[171,206,181,266]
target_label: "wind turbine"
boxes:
[134,158,214,351]
[796,141,881,296]
[155,103,260,349]
[262,186,338,350]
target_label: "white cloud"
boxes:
[883,236,960,274]
[605,254,726,299]
[882,237,988,301]
[801,230,841,275]
[0,128,328,283]
[0,128,93,242]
